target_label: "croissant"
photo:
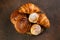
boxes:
[10,10,31,34]
[37,13,50,28]
[19,3,40,14]
[28,13,50,28]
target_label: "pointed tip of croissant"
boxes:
[45,19,50,28]
[40,19,50,28]
[47,20,50,28]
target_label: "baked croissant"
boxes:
[10,10,31,34]
[19,3,40,14]
[37,13,50,28]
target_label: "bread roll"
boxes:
[10,10,31,34]
[28,13,39,23]
[14,17,31,34]
[31,24,41,35]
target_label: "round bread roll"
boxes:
[10,10,31,34]
[31,24,41,35]
[28,13,39,23]
[14,17,31,34]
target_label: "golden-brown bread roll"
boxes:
[14,17,31,34]
[19,3,40,14]
[10,10,26,24]
[10,10,31,34]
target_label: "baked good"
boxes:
[19,3,40,14]
[10,10,31,34]
[10,3,50,35]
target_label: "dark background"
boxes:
[0,0,60,40]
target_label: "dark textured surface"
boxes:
[0,0,60,40]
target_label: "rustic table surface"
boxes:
[0,0,60,40]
